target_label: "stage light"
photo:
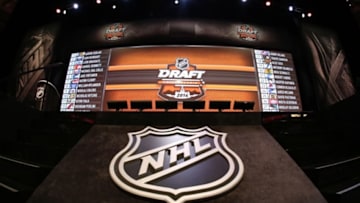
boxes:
[307,12,312,17]
[73,3,79,9]
[56,8,61,14]
[265,1,271,7]
[290,113,301,118]
[174,0,180,5]
[96,0,101,4]
[288,5,293,11]
[63,10,67,15]
[301,13,305,18]
[241,0,247,2]
[112,4,116,9]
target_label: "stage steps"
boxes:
[302,155,360,202]
[262,104,360,203]
[0,155,52,203]
[1,101,94,203]
[0,176,33,203]
[321,176,360,203]
[303,155,360,187]
[0,155,52,187]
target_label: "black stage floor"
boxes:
[26,113,326,203]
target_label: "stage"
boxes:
[26,112,326,203]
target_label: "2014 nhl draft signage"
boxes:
[109,126,244,203]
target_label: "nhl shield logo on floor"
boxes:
[109,126,245,203]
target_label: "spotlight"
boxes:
[56,8,61,14]
[307,12,312,17]
[265,1,271,6]
[288,5,293,12]
[174,0,180,5]
[73,3,79,9]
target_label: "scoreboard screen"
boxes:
[60,45,302,112]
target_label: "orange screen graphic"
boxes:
[104,46,259,112]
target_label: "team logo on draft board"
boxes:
[237,24,258,41]
[104,23,125,40]
[109,126,244,203]
[157,58,206,101]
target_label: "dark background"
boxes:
[1,0,360,111]
[1,1,360,203]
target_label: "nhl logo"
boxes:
[175,58,189,70]
[157,58,206,101]
[109,126,244,203]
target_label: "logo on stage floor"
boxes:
[109,126,244,203]
[157,58,206,101]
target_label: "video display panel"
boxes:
[60,45,302,112]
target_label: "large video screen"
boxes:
[60,45,302,112]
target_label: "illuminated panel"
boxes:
[60,50,110,112]
[104,46,258,112]
[253,49,302,112]
[60,45,303,112]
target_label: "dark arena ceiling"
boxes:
[3,0,360,26]
[1,0,359,77]
[0,0,358,70]
[1,0,359,51]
